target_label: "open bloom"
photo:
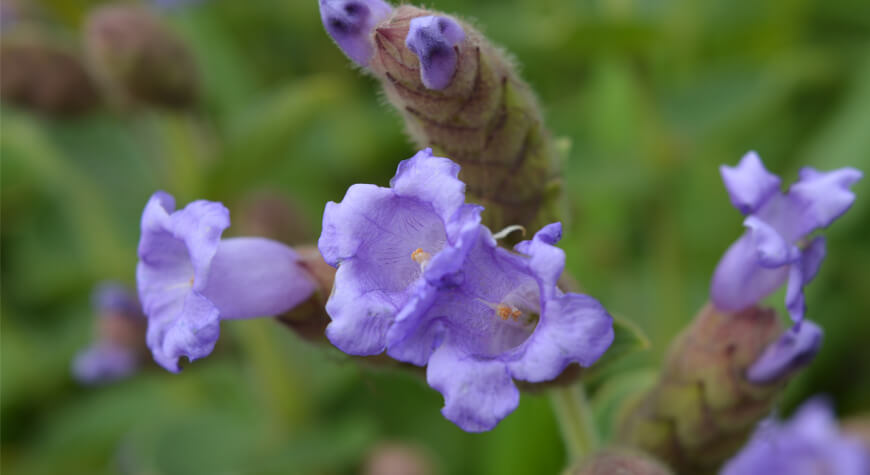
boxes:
[72,282,146,385]
[319,149,614,431]
[388,223,614,431]
[722,398,870,475]
[137,191,316,372]
[711,151,862,323]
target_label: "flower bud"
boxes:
[618,304,790,474]
[321,2,561,233]
[566,449,672,475]
[0,35,100,116]
[84,5,198,109]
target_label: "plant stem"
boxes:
[550,383,600,463]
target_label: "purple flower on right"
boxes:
[722,398,870,475]
[711,151,862,323]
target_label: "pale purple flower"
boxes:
[319,149,614,431]
[711,152,862,323]
[722,398,870,475]
[746,320,823,384]
[405,16,466,90]
[319,0,393,67]
[72,283,145,385]
[319,148,480,355]
[137,191,316,372]
[388,223,614,431]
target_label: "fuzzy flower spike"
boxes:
[711,151,862,323]
[319,149,614,431]
[137,191,317,372]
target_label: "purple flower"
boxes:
[73,344,140,385]
[319,149,614,431]
[711,152,862,323]
[746,320,823,384]
[72,283,146,385]
[405,15,466,90]
[722,398,870,475]
[318,148,479,355]
[319,0,393,67]
[388,224,614,431]
[137,191,316,372]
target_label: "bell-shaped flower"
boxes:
[318,148,481,356]
[711,151,862,323]
[386,224,613,432]
[722,398,870,475]
[319,149,614,432]
[137,191,316,372]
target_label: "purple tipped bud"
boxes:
[319,0,392,67]
[405,15,465,90]
[746,320,823,384]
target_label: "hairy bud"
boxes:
[84,5,198,109]
[0,36,100,116]
[321,2,561,232]
[567,449,672,475]
[617,304,803,474]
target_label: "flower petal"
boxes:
[145,291,220,372]
[507,293,614,382]
[720,151,782,215]
[405,16,466,90]
[711,233,790,312]
[200,237,316,320]
[319,0,393,67]
[426,341,519,433]
[746,320,822,384]
[744,216,800,268]
[788,167,862,237]
[390,148,466,221]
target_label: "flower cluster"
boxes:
[319,149,614,431]
[722,398,870,475]
[136,191,317,372]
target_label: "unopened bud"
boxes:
[0,35,100,115]
[618,304,789,474]
[321,2,561,233]
[84,5,198,109]
[746,320,822,384]
[567,449,672,475]
[319,0,393,67]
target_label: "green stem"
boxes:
[550,383,600,463]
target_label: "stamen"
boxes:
[492,224,526,240]
[411,248,432,268]
[496,303,523,321]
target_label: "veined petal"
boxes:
[507,293,613,382]
[146,292,220,372]
[390,148,466,221]
[426,341,519,433]
[720,151,781,215]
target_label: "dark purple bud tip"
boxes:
[405,15,466,90]
[320,0,392,67]
[746,320,823,384]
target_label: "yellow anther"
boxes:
[496,304,513,320]
[411,248,432,266]
[511,308,523,321]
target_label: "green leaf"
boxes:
[582,316,651,385]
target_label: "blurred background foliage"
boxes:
[2,0,869,473]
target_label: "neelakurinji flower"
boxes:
[746,318,822,384]
[722,397,870,475]
[72,282,146,385]
[711,151,862,323]
[319,0,393,67]
[319,149,614,431]
[137,191,317,372]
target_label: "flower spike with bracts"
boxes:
[137,191,317,372]
[319,149,614,431]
